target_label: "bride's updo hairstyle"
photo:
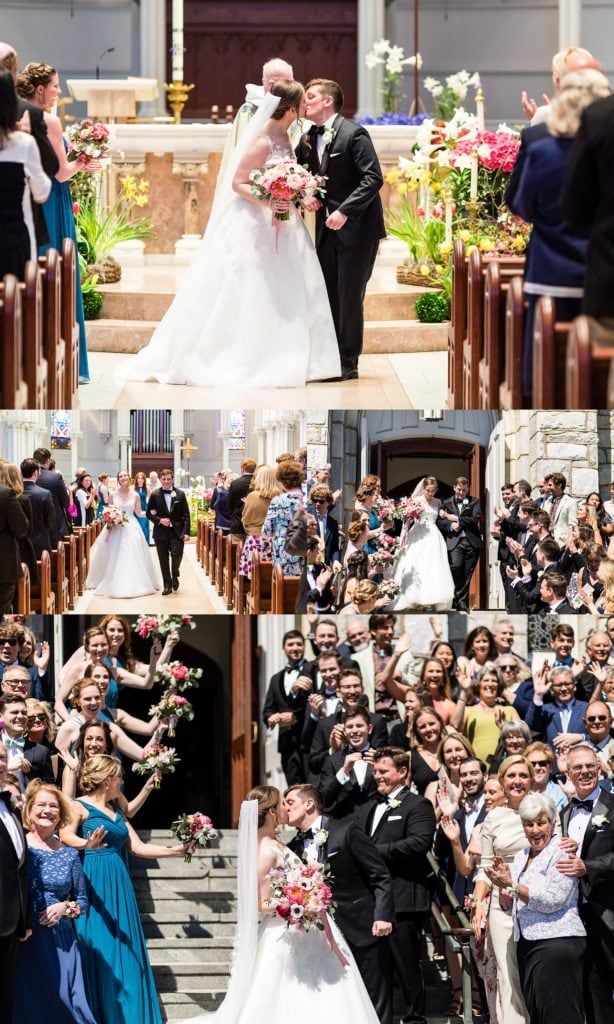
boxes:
[79,753,122,795]
[246,785,280,827]
[16,61,56,100]
[422,476,438,491]
[269,79,304,120]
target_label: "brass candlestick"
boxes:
[164,81,195,124]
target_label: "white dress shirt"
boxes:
[370,785,404,836]
[302,814,324,864]
[0,797,24,859]
[316,114,337,163]
[567,784,602,849]
[463,794,485,841]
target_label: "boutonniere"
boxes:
[314,828,328,847]
[9,794,20,813]
[387,798,402,811]
[322,128,337,147]
[592,814,610,827]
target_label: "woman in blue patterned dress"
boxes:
[262,460,305,576]
[60,755,193,1024]
[13,782,97,1024]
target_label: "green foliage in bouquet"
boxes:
[415,291,450,323]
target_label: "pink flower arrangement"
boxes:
[154,660,203,692]
[170,812,217,862]
[150,691,194,736]
[449,129,520,174]
[66,118,110,165]
[249,159,327,222]
[133,614,196,641]
[132,745,180,788]
[265,862,334,932]
[101,506,127,531]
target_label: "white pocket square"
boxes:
[328,152,341,158]
[387,815,402,821]
[328,850,339,857]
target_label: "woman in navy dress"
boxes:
[133,471,151,543]
[13,782,97,1024]
[60,755,193,1024]
[16,62,102,384]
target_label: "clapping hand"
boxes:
[307,693,326,717]
[292,674,313,694]
[330,723,346,752]
[485,855,512,889]
[519,558,533,578]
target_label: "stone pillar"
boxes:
[357,0,386,118]
[171,410,185,479]
[139,0,168,117]
[117,409,131,475]
[305,411,330,475]
[218,410,232,469]
[172,160,208,262]
[528,411,599,499]
[559,0,582,48]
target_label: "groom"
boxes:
[296,79,386,381]
[146,468,191,595]
[285,783,394,1024]
[438,477,483,611]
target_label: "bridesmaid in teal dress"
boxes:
[16,61,102,384]
[61,754,193,1024]
[133,471,151,544]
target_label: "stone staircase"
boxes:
[85,265,448,356]
[133,829,470,1023]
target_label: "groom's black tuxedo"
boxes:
[295,114,385,373]
[146,486,191,590]
[438,495,482,610]
[0,791,29,1020]
[288,814,394,1023]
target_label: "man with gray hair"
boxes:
[559,744,614,1024]
[525,665,589,749]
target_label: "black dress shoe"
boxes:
[341,367,359,381]
[162,587,172,596]
[172,578,179,592]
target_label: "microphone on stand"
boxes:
[96,47,115,80]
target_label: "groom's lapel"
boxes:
[319,114,344,177]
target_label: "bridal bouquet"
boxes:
[154,660,203,692]
[249,159,326,222]
[397,496,425,522]
[133,614,196,641]
[170,811,217,863]
[66,118,110,165]
[372,497,397,526]
[265,862,334,932]
[377,578,401,601]
[371,533,399,570]
[150,691,194,737]
[101,506,128,531]
[132,745,180,788]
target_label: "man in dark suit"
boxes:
[525,665,588,746]
[227,457,256,540]
[20,458,54,558]
[535,571,575,614]
[146,468,191,594]
[32,447,70,546]
[262,630,314,785]
[320,707,379,818]
[356,747,436,1024]
[0,740,29,1020]
[285,783,394,1024]
[306,668,389,783]
[0,695,54,792]
[0,43,59,246]
[506,538,561,613]
[559,744,614,1024]
[297,78,385,379]
[435,757,487,904]
[438,476,482,611]
[307,485,341,568]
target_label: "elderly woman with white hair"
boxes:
[485,792,586,1024]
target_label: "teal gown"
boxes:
[75,801,162,1024]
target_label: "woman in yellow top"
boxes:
[451,662,520,762]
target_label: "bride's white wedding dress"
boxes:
[389,499,455,611]
[85,492,162,598]
[117,135,341,388]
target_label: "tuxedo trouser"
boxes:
[388,912,427,1024]
[352,938,393,1024]
[280,747,305,786]
[448,537,480,608]
[581,903,614,1024]
[0,931,19,1019]
[0,581,15,615]
[317,231,379,369]
[517,934,586,1024]
[155,534,184,587]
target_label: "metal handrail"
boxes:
[427,850,475,1024]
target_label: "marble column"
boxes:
[139,0,168,117]
[117,409,131,475]
[559,0,581,48]
[357,0,386,118]
[171,410,185,479]
[305,411,329,474]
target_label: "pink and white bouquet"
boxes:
[101,506,128,531]
[377,578,400,601]
[66,118,110,165]
[132,745,180,788]
[449,128,521,176]
[150,691,194,737]
[371,533,399,569]
[249,159,326,222]
[170,811,217,863]
[372,497,397,526]
[265,861,334,932]
[154,660,203,692]
[133,614,196,641]
[397,496,425,522]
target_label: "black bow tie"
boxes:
[376,793,390,804]
[297,828,314,842]
[310,124,326,135]
[162,490,172,495]
[570,798,593,812]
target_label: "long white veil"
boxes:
[411,478,428,498]
[180,799,258,1024]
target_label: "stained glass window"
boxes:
[50,410,72,450]
[228,409,246,451]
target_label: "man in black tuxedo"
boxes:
[438,476,482,611]
[146,468,191,595]
[0,485,29,615]
[297,78,385,380]
[559,745,614,1024]
[356,747,436,1024]
[307,485,341,568]
[227,457,256,540]
[0,740,29,1020]
[285,783,394,1024]
[20,458,54,558]
[320,707,379,818]
[32,447,71,546]
[435,758,487,905]
[534,571,575,615]
[0,695,54,792]
[306,668,389,783]
[0,43,59,246]
[506,538,562,613]
[262,630,314,785]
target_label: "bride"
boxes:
[389,476,455,611]
[85,471,162,598]
[117,80,341,388]
[181,786,379,1024]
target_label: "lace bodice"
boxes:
[264,134,294,163]
[27,845,89,917]
[112,490,138,514]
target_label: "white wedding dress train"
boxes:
[389,500,455,610]
[85,492,162,598]
[116,138,341,389]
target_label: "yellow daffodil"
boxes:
[438,241,452,256]
[512,236,527,250]
[431,181,441,192]
[459,229,471,242]
[479,238,495,252]
[419,264,431,276]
